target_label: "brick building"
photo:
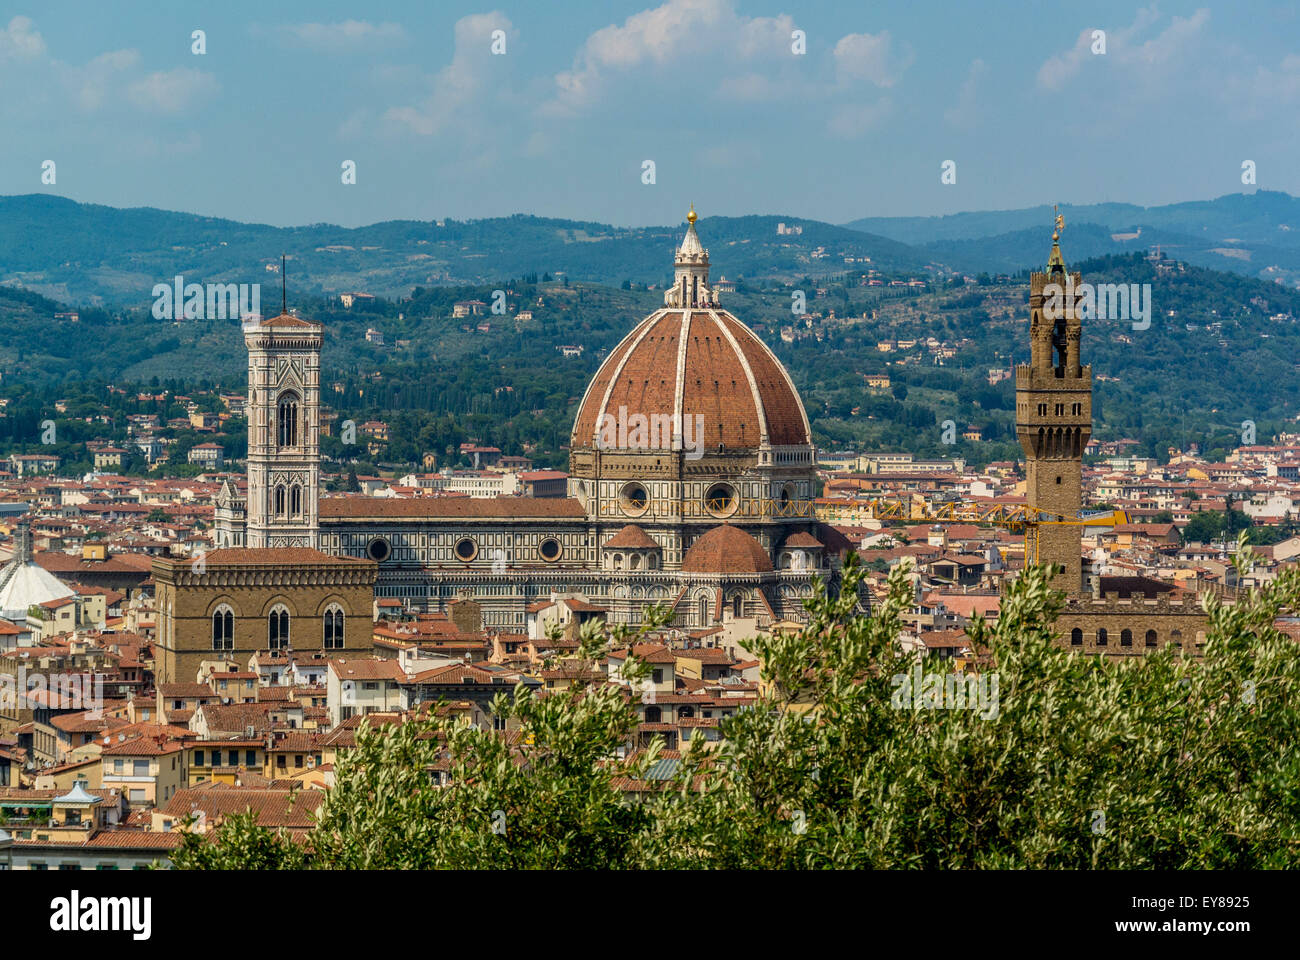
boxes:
[151,548,378,684]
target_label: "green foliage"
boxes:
[178,547,1300,870]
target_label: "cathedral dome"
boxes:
[571,210,811,455]
[681,524,773,574]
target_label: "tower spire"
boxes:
[665,204,714,308]
[1047,205,1066,272]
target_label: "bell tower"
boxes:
[244,308,322,549]
[1015,211,1091,594]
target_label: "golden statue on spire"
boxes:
[1053,204,1064,240]
[687,202,697,225]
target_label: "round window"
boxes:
[705,482,737,517]
[620,482,649,516]
[453,538,478,562]
[539,538,562,562]
[366,537,391,562]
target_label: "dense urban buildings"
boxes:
[0,217,1288,868]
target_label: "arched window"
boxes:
[274,484,286,517]
[1120,629,1133,647]
[323,604,344,650]
[732,594,743,618]
[212,604,234,651]
[276,393,299,447]
[1145,629,1158,648]
[268,604,290,650]
[1096,628,1108,646]
[698,595,709,626]
[1070,628,1082,645]
[289,484,302,516]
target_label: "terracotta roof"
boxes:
[258,313,319,329]
[408,662,512,685]
[102,735,186,756]
[328,658,406,682]
[782,531,823,548]
[160,785,324,827]
[571,308,810,450]
[681,524,773,574]
[602,524,660,550]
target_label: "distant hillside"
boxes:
[0,195,926,308]
[844,190,1300,286]
[4,247,1300,472]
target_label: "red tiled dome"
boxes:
[571,308,811,452]
[603,524,660,550]
[681,525,773,574]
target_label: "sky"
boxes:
[1,0,1297,228]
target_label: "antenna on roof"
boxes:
[281,254,287,315]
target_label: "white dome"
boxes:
[0,559,73,622]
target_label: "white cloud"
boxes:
[548,0,797,113]
[1036,6,1204,91]
[128,68,220,114]
[945,58,987,130]
[832,31,911,89]
[64,49,140,111]
[281,20,407,51]
[0,15,45,60]
[374,13,512,137]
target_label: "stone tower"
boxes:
[1015,217,1092,594]
[244,311,322,548]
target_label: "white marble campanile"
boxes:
[244,310,322,548]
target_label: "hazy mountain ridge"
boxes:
[844,190,1300,285]
[0,196,925,308]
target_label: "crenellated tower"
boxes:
[1015,212,1092,594]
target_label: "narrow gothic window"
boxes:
[323,605,344,649]
[290,484,302,516]
[268,605,290,650]
[212,605,234,651]
[274,484,286,517]
[277,393,299,447]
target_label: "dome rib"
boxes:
[709,307,769,447]
[570,307,811,452]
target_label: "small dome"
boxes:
[783,531,823,548]
[682,525,772,574]
[603,525,660,550]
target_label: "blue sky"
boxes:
[1,0,1297,227]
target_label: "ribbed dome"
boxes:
[681,525,773,574]
[571,308,811,451]
[603,524,660,550]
